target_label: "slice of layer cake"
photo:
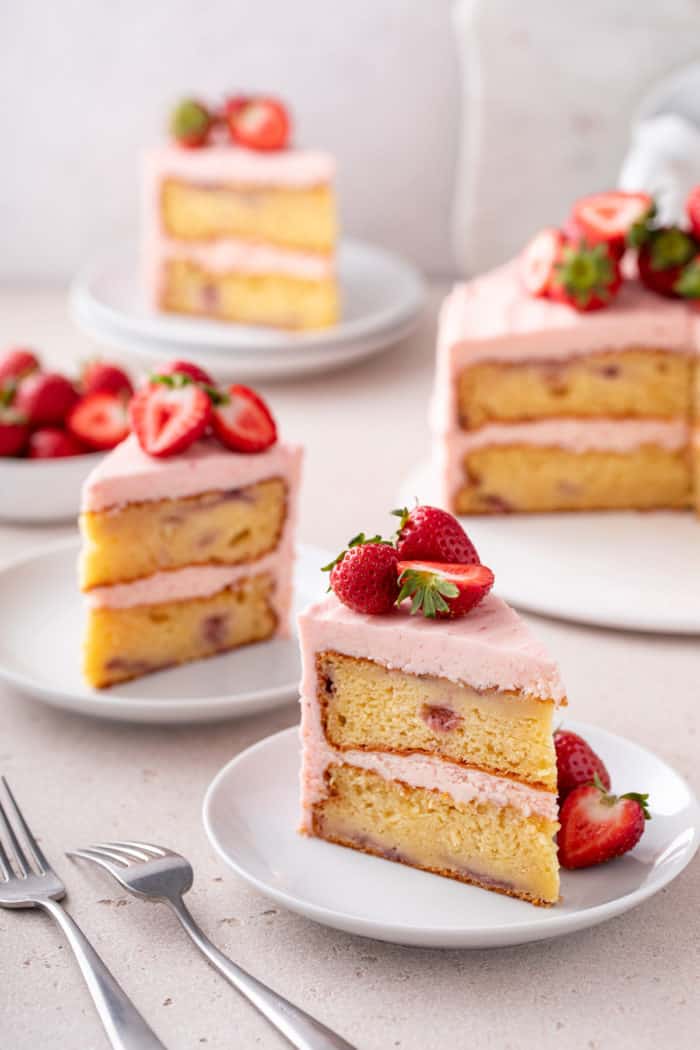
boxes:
[144,96,339,330]
[79,367,302,687]
[298,509,566,906]
[432,264,698,514]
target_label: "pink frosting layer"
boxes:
[145,143,335,189]
[152,237,334,280]
[298,593,566,701]
[81,435,302,511]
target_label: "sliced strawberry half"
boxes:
[226,97,291,151]
[558,775,651,870]
[68,392,130,451]
[519,228,564,297]
[570,190,653,254]
[129,380,211,457]
[396,560,494,619]
[211,384,277,453]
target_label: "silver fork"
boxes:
[68,840,356,1050]
[0,778,166,1050]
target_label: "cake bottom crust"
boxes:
[160,260,339,330]
[454,443,691,514]
[84,573,277,688]
[311,764,559,906]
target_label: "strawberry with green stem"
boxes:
[396,560,494,619]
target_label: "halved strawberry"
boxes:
[158,359,214,386]
[211,384,277,453]
[686,184,700,240]
[68,392,130,451]
[519,228,564,297]
[226,97,291,151]
[550,241,622,311]
[129,379,211,457]
[558,775,650,870]
[396,560,494,619]
[570,190,653,256]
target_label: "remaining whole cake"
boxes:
[298,506,566,906]
[432,190,700,515]
[80,363,302,687]
[144,94,339,330]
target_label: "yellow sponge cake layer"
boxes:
[84,574,277,688]
[80,478,287,589]
[457,348,691,430]
[161,261,339,330]
[313,765,559,906]
[454,444,691,514]
[317,652,557,789]
[161,180,336,253]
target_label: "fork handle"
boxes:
[40,899,167,1050]
[167,896,356,1050]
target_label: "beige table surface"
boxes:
[1,286,698,1050]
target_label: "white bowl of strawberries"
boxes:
[0,348,134,523]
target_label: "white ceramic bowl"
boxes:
[0,452,104,523]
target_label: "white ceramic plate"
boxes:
[398,460,700,634]
[0,539,328,723]
[70,239,426,380]
[0,452,105,524]
[203,723,699,949]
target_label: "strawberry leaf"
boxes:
[620,791,652,820]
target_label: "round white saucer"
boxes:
[0,539,328,723]
[203,723,699,949]
[70,239,426,380]
[398,459,700,634]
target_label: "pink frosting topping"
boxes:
[145,142,335,189]
[81,435,302,512]
[298,593,566,702]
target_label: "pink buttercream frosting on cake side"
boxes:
[431,262,700,506]
[296,593,564,829]
[81,435,302,511]
[80,436,302,637]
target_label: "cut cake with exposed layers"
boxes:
[80,434,302,687]
[144,144,339,330]
[432,262,700,514]
[298,592,567,906]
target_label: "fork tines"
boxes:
[0,776,51,880]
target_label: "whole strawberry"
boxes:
[550,240,622,311]
[558,775,650,870]
[15,372,78,426]
[0,408,29,457]
[159,359,214,386]
[324,536,399,615]
[393,505,480,565]
[170,98,212,148]
[82,360,133,398]
[637,226,697,298]
[554,730,611,802]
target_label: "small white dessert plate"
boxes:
[398,460,700,634]
[0,539,328,724]
[203,723,699,949]
[70,239,426,380]
[0,452,105,524]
